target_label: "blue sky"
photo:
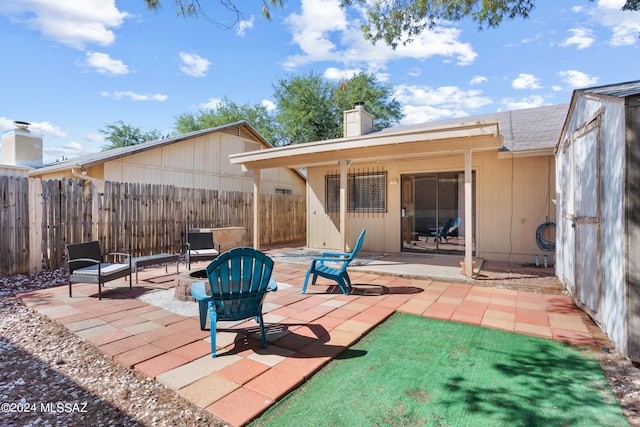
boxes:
[1,0,639,164]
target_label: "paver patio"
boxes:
[18,256,594,427]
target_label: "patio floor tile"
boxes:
[135,351,191,378]
[245,367,305,401]
[207,387,273,427]
[178,373,240,408]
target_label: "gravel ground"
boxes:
[1,264,639,426]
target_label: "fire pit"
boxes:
[173,269,207,302]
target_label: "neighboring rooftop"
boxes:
[381,103,569,154]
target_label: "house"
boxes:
[231,103,568,276]
[555,80,640,363]
[25,121,305,196]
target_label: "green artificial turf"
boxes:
[251,313,628,427]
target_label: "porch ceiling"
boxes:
[230,120,502,170]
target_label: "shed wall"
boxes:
[557,95,626,355]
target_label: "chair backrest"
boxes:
[66,241,103,272]
[449,217,461,234]
[347,228,367,261]
[439,218,454,236]
[188,231,215,250]
[205,247,274,320]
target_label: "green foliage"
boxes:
[274,70,404,144]
[174,97,283,145]
[144,1,640,48]
[99,120,163,150]
[273,71,340,145]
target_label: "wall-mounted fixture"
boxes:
[389,178,398,185]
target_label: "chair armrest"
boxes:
[191,281,211,301]
[108,252,131,264]
[321,251,350,258]
[267,279,278,292]
[311,256,350,268]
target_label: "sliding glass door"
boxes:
[401,172,475,254]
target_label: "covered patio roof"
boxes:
[229,120,502,170]
[229,119,503,278]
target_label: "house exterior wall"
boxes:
[34,131,305,195]
[306,150,555,262]
[556,94,627,357]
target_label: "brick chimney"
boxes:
[1,121,43,167]
[343,102,374,138]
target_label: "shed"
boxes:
[555,80,640,362]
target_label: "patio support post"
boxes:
[464,149,473,277]
[253,169,261,250]
[339,159,349,252]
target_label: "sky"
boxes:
[0,0,639,164]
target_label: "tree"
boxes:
[99,120,163,150]
[273,71,339,145]
[144,1,640,48]
[274,70,404,144]
[174,97,283,145]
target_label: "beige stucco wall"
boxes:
[33,131,305,195]
[306,151,555,262]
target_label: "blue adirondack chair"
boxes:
[429,217,454,243]
[191,247,277,357]
[302,228,366,295]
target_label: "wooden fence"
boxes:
[0,177,306,277]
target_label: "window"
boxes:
[326,172,386,212]
[275,188,292,195]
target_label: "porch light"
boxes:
[389,178,398,185]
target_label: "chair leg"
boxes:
[257,313,267,348]
[209,301,217,357]
[198,300,208,330]
[98,280,102,300]
[336,277,349,295]
[302,269,313,294]
[69,281,72,298]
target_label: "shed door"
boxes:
[568,119,602,315]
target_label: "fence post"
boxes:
[28,178,43,273]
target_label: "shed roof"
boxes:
[579,79,640,98]
[31,121,270,175]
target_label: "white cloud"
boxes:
[500,95,547,111]
[101,91,168,102]
[395,84,492,124]
[0,117,68,138]
[283,0,477,71]
[179,52,211,77]
[512,73,541,90]
[0,117,14,131]
[560,28,595,50]
[84,133,104,143]
[470,75,487,85]
[199,98,223,110]
[0,1,129,49]
[262,100,276,111]
[236,15,255,36]
[84,52,129,75]
[323,67,360,81]
[590,0,640,46]
[558,70,599,88]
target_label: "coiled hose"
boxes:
[536,222,556,251]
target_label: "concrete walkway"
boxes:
[19,255,593,427]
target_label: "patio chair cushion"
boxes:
[73,263,130,276]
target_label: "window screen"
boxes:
[326,171,386,212]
